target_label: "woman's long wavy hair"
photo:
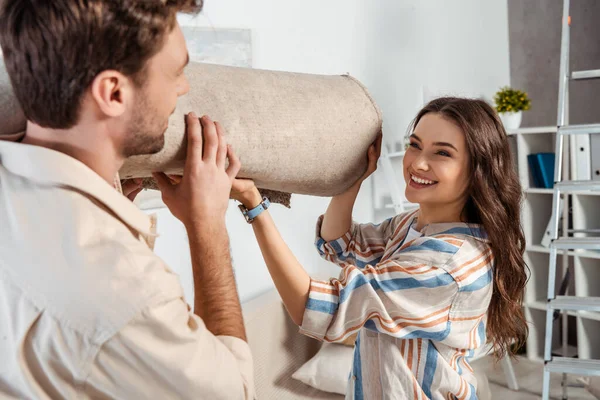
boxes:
[410,97,528,358]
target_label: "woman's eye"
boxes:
[437,151,451,157]
[409,142,420,149]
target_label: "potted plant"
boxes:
[494,86,531,130]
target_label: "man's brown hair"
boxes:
[0,0,202,129]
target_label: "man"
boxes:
[0,1,253,398]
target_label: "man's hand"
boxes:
[121,178,143,202]
[153,114,241,229]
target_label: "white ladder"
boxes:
[377,143,520,391]
[542,1,600,399]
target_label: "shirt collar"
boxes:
[409,211,490,243]
[0,136,156,239]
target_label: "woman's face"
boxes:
[403,113,471,208]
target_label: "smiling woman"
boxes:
[228,96,528,399]
[404,97,528,358]
[403,112,472,225]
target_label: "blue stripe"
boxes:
[422,341,439,399]
[335,253,382,269]
[316,238,382,269]
[364,318,451,341]
[459,268,492,292]
[305,298,339,314]
[330,239,343,254]
[353,332,364,400]
[437,226,488,240]
[338,273,455,304]
[457,355,463,375]
[396,323,452,341]
[477,320,486,346]
[315,238,326,254]
[468,383,478,400]
[364,319,378,333]
[398,239,459,255]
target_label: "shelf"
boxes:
[526,244,600,260]
[525,188,553,194]
[526,245,551,254]
[525,301,600,322]
[526,301,547,311]
[507,126,557,136]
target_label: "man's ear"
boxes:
[90,70,133,118]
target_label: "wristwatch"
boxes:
[238,197,271,223]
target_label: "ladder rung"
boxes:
[549,296,600,312]
[551,238,600,250]
[571,69,600,80]
[555,180,600,192]
[545,357,600,376]
[558,123,600,135]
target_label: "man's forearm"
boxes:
[187,223,247,342]
[320,183,361,242]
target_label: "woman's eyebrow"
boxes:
[411,134,458,151]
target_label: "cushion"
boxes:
[0,60,382,198]
[291,343,354,395]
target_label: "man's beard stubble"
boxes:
[121,97,169,158]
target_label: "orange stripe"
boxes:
[399,238,419,251]
[463,357,474,373]
[417,338,422,373]
[457,377,466,399]
[454,252,493,282]
[385,211,419,254]
[325,311,449,341]
[450,312,487,322]
[349,243,386,259]
[370,263,437,276]
[413,379,420,400]
[445,239,464,247]
[310,286,338,295]
[449,248,492,274]
[407,339,414,370]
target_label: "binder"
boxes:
[591,133,600,181]
[570,134,591,181]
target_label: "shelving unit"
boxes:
[507,126,600,361]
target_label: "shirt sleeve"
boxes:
[314,213,405,269]
[85,297,255,400]
[302,237,462,344]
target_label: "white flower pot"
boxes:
[499,111,523,130]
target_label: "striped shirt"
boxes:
[300,210,493,400]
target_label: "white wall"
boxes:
[154,0,510,305]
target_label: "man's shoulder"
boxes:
[0,183,184,343]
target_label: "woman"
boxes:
[231,97,528,399]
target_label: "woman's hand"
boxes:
[355,131,383,188]
[231,178,262,209]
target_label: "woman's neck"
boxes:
[414,200,467,231]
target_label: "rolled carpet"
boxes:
[1,61,382,204]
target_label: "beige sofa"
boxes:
[242,289,497,400]
[243,289,343,400]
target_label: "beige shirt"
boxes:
[0,137,254,399]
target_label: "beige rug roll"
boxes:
[1,60,382,199]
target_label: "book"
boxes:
[528,153,555,188]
